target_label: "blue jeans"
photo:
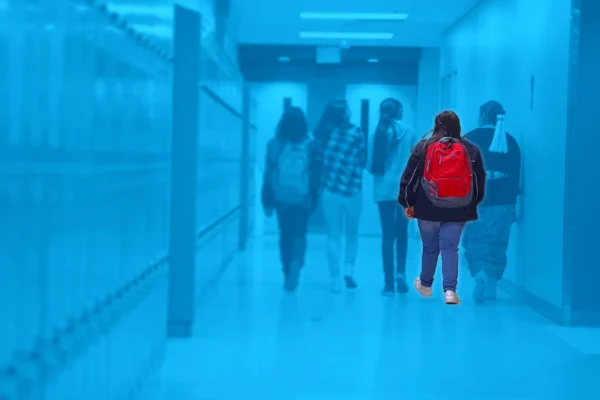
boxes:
[417,220,466,292]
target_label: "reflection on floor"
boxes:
[159,235,600,400]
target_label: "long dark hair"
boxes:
[422,110,462,148]
[276,106,309,143]
[479,100,505,126]
[313,99,351,142]
[370,98,402,176]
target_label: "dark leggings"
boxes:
[276,205,310,277]
[377,201,409,286]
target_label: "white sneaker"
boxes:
[444,290,461,305]
[414,279,432,297]
[330,278,343,294]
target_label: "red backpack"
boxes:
[421,137,473,208]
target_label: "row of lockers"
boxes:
[1,0,257,399]
[0,0,172,398]
[0,0,171,153]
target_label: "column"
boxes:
[168,4,201,337]
[239,83,250,250]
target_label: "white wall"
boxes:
[415,48,442,135]
[411,49,443,241]
[250,82,308,235]
[345,84,417,236]
[441,0,571,308]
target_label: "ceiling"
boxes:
[235,0,482,47]
[99,0,482,59]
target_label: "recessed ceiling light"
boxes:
[278,56,290,62]
[299,31,394,40]
[300,12,408,21]
[368,58,379,63]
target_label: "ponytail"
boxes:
[488,114,508,154]
[370,115,393,176]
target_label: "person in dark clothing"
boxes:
[398,110,486,305]
[462,100,521,303]
[261,106,320,292]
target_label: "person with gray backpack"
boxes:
[262,106,320,292]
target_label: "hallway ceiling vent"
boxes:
[316,46,341,64]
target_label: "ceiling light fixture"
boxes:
[300,12,408,21]
[367,58,379,63]
[278,56,290,62]
[299,31,394,40]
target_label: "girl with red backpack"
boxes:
[398,111,487,304]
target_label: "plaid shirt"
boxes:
[314,126,366,196]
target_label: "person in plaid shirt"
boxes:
[313,100,367,293]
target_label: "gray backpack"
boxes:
[271,140,310,205]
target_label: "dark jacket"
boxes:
[463,127,521,206]
[261,137,320,211]
[398,139,487,222]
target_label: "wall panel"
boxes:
[0,0,171,397]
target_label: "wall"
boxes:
[563,0,600,324]
[415,48,442,136]
[441,0,572,310]
[250,82,308,235]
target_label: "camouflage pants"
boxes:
[463,205,516,280]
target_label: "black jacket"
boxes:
[464,127,521,206]
[398,139,487,222]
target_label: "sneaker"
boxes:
[395,275,408,294]
[344,275,358,289]
[484,278,498,300]
[284,262,300,292]
[473,273,486,303]
[414,279,432,298]
[330,278,343,294]
[381,284,395,297]
[444,290,461,305]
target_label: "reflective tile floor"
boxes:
[159,235,600,400]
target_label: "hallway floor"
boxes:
[159,235,600,400]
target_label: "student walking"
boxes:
[462,101,521,303]
[398,111,486,304]
[313,100,366,294]
[262,106,320,292]
[369,98,415,296]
